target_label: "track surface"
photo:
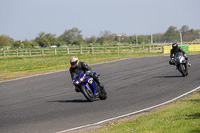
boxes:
[0,55,200,133]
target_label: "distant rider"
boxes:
[69,56,103,92]
[169,43,191,66]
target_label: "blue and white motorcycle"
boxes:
[72,70,107,102]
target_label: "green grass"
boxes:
[0,52,162,81]
[88,90,200,133]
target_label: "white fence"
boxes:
[0,44,163,57]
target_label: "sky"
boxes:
[0,0,200,41]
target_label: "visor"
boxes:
[70,62,77,66]
[71,61,77,68]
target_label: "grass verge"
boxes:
[88,90,200,133]
[0,52,162,81]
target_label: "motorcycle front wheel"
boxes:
[81,85,94,102]
[179,64,187,77]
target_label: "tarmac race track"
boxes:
[0,54,200,133]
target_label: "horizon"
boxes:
[0,0,200,41]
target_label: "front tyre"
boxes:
[81,85,94,102]
[179,64,187,77]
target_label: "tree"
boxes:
[96,37,105,45]
[180,25,190,42]
[0,35,14,48]
[180,25,189,33]
[59,27,84,45]
[35,32,50,47]
[163,26,179,42]
[100,30,116,43]
[128,36,136,44]
[12,41,21,48]
[114,35,119,43]
[35,32,60,47]
[152,33,163,43]
[12,40,25,49]
[85,36,96,44]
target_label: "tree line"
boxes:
[0,25,199,49]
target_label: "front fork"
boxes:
[85,83,96,96]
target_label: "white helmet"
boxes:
[70,56,79,68]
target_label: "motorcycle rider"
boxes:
[169,43,191,66]
[69,56,103,92]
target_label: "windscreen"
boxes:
[73,70,81,80]
[175,52,183,57]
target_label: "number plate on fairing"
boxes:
[88,78,93,84]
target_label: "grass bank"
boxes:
[89,90,200,133]
[0,52,162,81]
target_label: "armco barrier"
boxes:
[189,45,200,52]
[163,44,200,54]
[179,45,188,52]
[163,46,171,54]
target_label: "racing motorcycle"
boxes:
[72,70,107,102]
[171,52,188,77]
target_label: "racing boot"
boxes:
[188,62,191,67]
[99,83,106,93]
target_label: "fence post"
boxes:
[148,44,151,52]
[105,47,107,53]
[55,48,57,55]
[80,47,82,54]
[29,49,31,56]
[91,47,94,54]
[130,45,133,53]
[3,50,5,57]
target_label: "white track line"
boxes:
[56,85,200,133]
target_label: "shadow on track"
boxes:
[47,99,88,103]
[154,75,183,78]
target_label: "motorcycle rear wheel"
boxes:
[99,87,107,100]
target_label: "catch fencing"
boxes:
[0,44,163,57]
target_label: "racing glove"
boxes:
[86,71,93,76]
[184,54,188,59]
